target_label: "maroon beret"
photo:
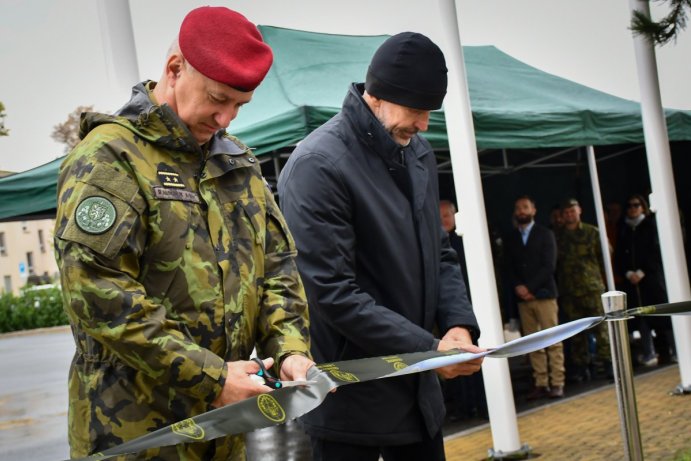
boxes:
[179,6,273,92]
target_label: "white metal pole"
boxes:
[587,146,616,291]
[627,0,691,391]
[96,0,140,101]
[439,0,527,456]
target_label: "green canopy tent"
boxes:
[0,156,64,221]
[2,25,691,221]
[235,26,691,153]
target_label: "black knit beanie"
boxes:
[365,32,448,111]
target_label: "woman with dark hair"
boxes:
[613,194,676,366]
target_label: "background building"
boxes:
[0,219,58,294]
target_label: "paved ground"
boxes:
[445,365,691,460]
[0,326,72,461]
[1,327,689,461]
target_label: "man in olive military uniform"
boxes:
[555,199,610,381]
[53,7,313,460]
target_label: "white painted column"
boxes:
[96,0,140,101]
[439,0,527,456]
[587,146,616,292]
[627,0,691,391]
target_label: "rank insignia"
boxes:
[157,170,185,188]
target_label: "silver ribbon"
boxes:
[68,300,690,461]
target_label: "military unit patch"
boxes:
[75,196,117,234]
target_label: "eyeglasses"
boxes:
[627,202,642,208]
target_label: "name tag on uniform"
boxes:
[153,186,201,203]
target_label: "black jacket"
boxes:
[613,215,667,306]
[505,223,558,299]
[278,83,479,444]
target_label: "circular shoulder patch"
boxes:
[75,196,117,234]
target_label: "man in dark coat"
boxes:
[278,32,483,461]
[505,196,565,399]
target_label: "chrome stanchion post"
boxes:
[602,291,643,461]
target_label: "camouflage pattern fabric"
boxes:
[556,222,609,369]
[555,222,606,297]
[560,293,611,366]
[54,81,310,460]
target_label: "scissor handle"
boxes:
[252,358,282,389]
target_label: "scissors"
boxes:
[250,357,316,389]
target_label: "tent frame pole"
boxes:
[439,0,529,458]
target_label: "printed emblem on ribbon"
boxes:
[171,418,205,440]
[383,355,408,371]
[330,370,359,382]
[257,394,286,423]
[318,363,360,383]
[75,196,117,235]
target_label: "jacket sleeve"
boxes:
[525,227,557,294]
[54,153,226,404]
[504,232,521,289]
[256,190,312,365]
[278,151,437,355]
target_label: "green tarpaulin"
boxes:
[2,26,691,220]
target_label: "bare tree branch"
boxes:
[51,105,94,152]
[0,101,9,137]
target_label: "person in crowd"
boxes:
[53,7,313,459]
[505,196,565,399]
[613,194,676,365]
[439,199,487,420]
[555,198,610,382]
[605,201,623,252]
[549,203,564,231]
[605,200,624,286]
[278,32,483,461]
[440,200,471,294]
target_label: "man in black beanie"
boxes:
[278,32,483,461]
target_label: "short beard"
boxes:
[515,215,532,225]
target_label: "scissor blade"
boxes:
[278,379,318,388]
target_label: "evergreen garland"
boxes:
[631,0,691,46]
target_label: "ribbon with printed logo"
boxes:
[67,300,690,461]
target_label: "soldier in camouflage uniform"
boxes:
[555,199,610,381]
[53,7,312,460]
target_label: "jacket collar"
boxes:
[342,83,430,163]
[84,81,249,162]
[342,83,430,213]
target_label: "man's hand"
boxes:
[515,284,535,301]
[211,358,274,408]
[279,354,315,382]
[435,326,484,379]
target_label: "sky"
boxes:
[1,0,690,174]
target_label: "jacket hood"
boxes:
[78,81,247,156]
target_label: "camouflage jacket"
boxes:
[555,222,606,296]
[54,82,310,460]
